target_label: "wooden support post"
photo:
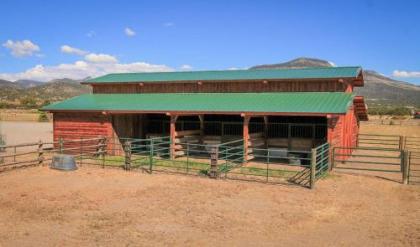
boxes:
[310,148,317,189]
[263,116,269,149]
[37,140,44,166]
[199,114,204,144]
[287,123,292,150]
[13,146,16,162]
[124,140,132,170]
[399,136,405,150]
[243,115,250,162]
[170,115,178,160]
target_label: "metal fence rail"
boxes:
[357,134,402,149]
[405,136,420,152]
[408,151,420,185]
[1,135,330,189]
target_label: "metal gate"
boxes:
[332,146,406,183]
[408,152,420,185]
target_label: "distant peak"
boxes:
[250,57,333,70]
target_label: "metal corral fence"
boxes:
[0,136,330,189]
[357,134,403,149]
[405,137,420,184]
[332,134,420,185]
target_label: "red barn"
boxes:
[42,67,368,160]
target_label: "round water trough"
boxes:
[50,154,77,171]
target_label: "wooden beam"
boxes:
[170,115,177,159]
[46,109,336,117]
[243,115,250,162]
[199,114,204,144]
[263,116,269,148]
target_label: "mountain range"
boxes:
[0,78,90,107]
[0,57,419,108]
[251,58,420,107]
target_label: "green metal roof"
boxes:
[85,67,362,84]
[42,92,354,114]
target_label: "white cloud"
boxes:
[0,60,173,82]
[2,39,40,57]
[84,53,118,63]
[61,45,88,56]
[163,22,174,27]
[180,64,193,70]
[392,70,420,78]
[124,27,136,36]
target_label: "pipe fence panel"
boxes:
[408,151,420,185]
[357,134,402,149]
[1,135,330,189]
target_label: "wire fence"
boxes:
[147,120,327,139]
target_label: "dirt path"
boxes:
[0,121,52,145]
[0,166,419,246]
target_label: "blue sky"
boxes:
[0,0,419,83]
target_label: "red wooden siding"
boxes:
[327,106,359,159]
[92,79,348,94]
[53,112,113,141]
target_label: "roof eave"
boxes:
[81,76,359,85]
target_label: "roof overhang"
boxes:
[81,66,364,86]
[42,92,355,116]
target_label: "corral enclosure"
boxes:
[0,121,420,246]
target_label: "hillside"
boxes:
[0,79,90,108]
[1,57,419,108]
[251,58,420,107]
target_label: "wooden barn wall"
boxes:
[92,80,347,94]
[327,106,359,160]
[53,112,112,141]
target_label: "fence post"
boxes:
[124,140,132,170]
[399,136,404,150]
[209,145,219,178]
[80,137,83,166]
[310,148,317,189]
[400,150,405,173]
[149,138,154,173]
[402,150,410,185]
[37,140,44,166]
[13,146,16,162]
[330,146,335,170]
[59,137,64,154]
[99,137,106,168]
[186,143,190,174]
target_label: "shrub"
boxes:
[20,97,38,109]
[38,111,49,122]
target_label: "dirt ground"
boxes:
[0,166,419,247]
[0,121,53,145]
[1,120,420,246]
[360,122,420,137]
